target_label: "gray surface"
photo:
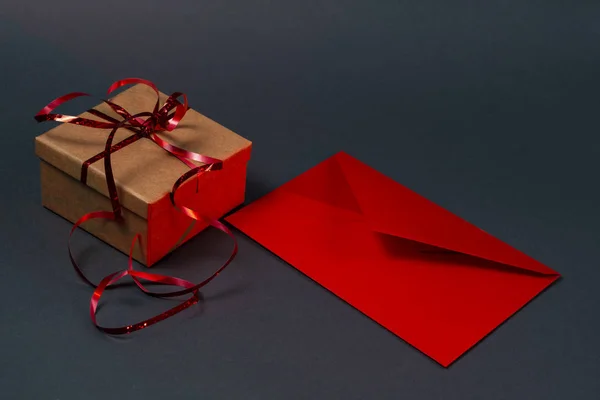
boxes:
[1,1,599,399]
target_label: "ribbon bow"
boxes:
[35,78,237,334]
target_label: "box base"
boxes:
[41,160,149,265]
[40,146,249,267]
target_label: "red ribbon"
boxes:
[36,78,238,334]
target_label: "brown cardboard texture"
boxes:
[36,84,252,266]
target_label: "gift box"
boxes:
[35,83,252,267]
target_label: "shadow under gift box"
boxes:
[35,84,252,267]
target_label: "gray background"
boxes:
[1,1,598,399]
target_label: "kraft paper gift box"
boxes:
[35,84,252,266]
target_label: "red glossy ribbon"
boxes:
[36,78,237,334]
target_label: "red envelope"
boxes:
[226,151,560,366]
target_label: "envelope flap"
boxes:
[280,153,364,217]
[335,152,558,276]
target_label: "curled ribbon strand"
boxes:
[37,78,238,334]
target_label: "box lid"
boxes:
[35,84,252,219]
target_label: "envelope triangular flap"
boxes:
[281,154,364,216]
[334,151,557,276]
